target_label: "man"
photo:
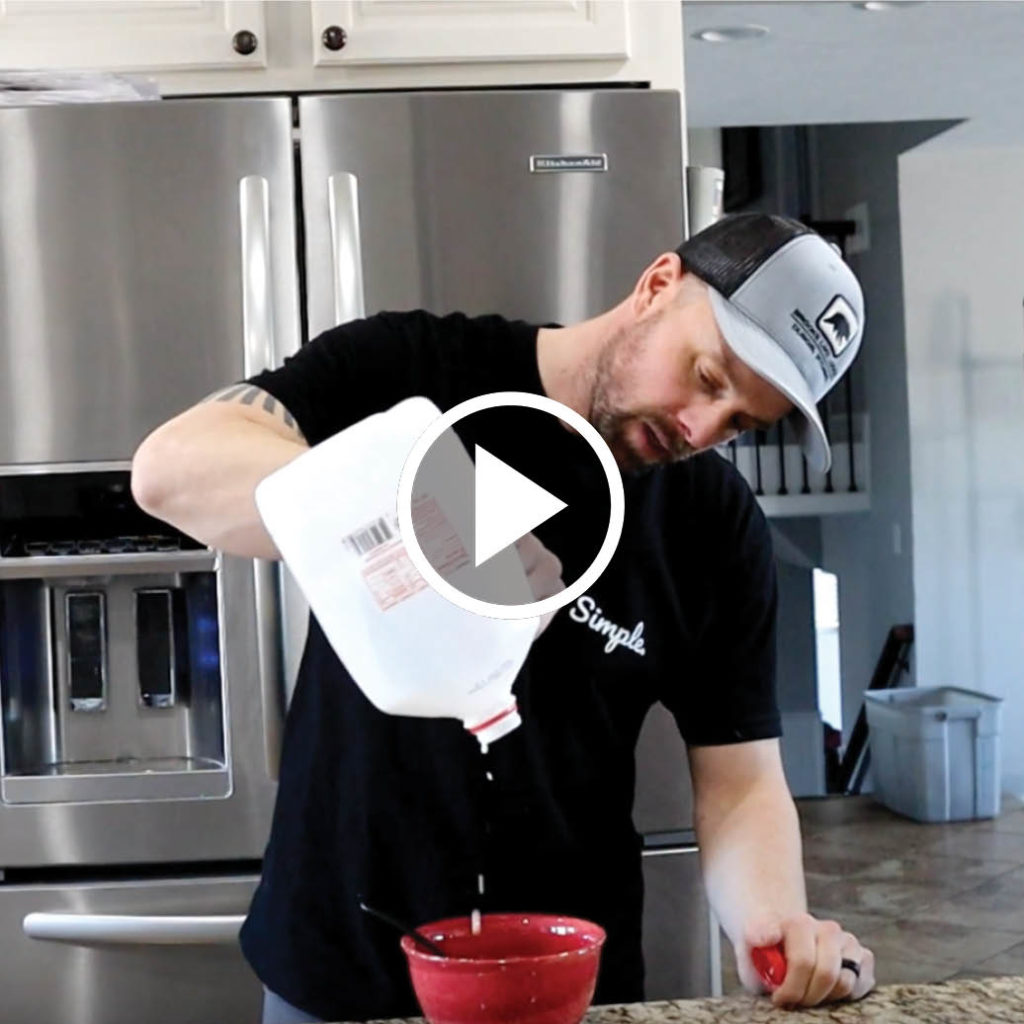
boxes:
[131,213,876,1021]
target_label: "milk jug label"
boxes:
[341,498,470,612]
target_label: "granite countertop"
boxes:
[345,975,1024,1024]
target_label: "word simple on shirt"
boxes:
[568,596,646,657]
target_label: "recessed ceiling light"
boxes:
[853,1,924,10]
[693,25,770,43]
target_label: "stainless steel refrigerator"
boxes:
[0,90,715,1023]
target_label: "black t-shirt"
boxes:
[239,311,781,1022]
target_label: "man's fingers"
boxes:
[516,532,562,575]
[515,533,543,572]
[749,915,875,1008]
[770,924,875,1008]
[770,915,816,1008]
[829,942,875,1003]
[802,921,845,1006]
[516,534,563,593]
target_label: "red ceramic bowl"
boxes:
[401,913,606,1024]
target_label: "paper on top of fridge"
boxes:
[0,70,160,106]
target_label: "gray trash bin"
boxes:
[864,686,1002,822]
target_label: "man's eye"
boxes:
[698,369,718,394]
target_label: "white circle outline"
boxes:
[396,391,625,621]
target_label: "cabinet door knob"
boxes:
[322,25,348,51]
[232,29,259,56]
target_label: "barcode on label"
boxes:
[342,516,397,557]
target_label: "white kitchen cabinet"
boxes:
[0,0,267,72]
[0,1,682,96]
[308,0,628,68]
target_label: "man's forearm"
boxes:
[696,775,806,947]
[690,741,873,1005]
[132,409,308,560]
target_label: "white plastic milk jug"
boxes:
[254,397,538,747]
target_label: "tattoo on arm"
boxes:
[203,385,297,430]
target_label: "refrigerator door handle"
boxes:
[23,911,244,945]
[239,174,277,376]
[239,173,286,781]
[253,556,285,781]
[328,172,366,324]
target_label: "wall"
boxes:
[899,117,1024,794]
[774,547,824,797]
[713,122,953,785]
[770,518,822,713]
[683,129,828,792]
[686,127,722,170]
[688,121,980,787]
[725,123,934,752]
[712,128,823,767]
[810,121,954,744]
[774,562,816,708]
[714,128,849,786]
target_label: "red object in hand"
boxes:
[752,943,787,990]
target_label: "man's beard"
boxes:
[588,319,697,474]
[592,410,698,474]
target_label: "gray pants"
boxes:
[262,987,325,1024]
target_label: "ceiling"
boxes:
[683,2,1024,128]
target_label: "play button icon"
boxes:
[397,392,624,621]
[474,446,567,567]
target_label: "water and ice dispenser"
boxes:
[0,470,230,804]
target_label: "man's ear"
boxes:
[632,252,686,315]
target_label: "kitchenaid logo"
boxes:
[529,154,609,173]
[816,294,858,357]
[568,596,646,657]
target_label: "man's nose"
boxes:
[678,406,732,451]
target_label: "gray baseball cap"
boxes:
[677,213,865,473]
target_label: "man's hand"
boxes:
[515,533,564,636]
[690,740,878,1010]
[741,913,876,1008]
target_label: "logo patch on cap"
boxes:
[816,295,858,358]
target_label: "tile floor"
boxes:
[719,793,1024,993]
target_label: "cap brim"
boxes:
[707,287,832,473]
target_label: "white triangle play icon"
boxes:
[474,445,568,567]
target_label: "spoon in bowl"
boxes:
[358,898,447,957]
